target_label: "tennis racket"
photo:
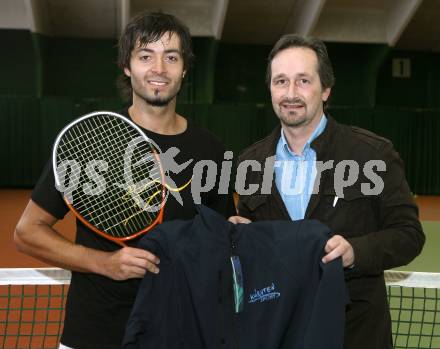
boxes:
[52,111,166,246]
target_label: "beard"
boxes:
[278,110,308,127]
[275,97,309,127]
[144,90,177,107]
[131,74,182,107]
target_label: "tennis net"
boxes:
[0,268,439,349]
[386,271,440,349]
[0,268,70,349]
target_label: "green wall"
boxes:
[2,30,440,107]
[376,50,440,108]
[41,36,120,97]
[214,43,271,103]
[326,43,390,107]
[0,29,439,193]
[0,30,37,95]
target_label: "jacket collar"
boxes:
[195,204,230,233]
[248,115,339,219]
[255,115,338,162]
[254,124,282,160]
[310,114,337,161]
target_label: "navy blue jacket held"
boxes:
[122,205,347,349]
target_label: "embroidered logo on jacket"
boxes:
[249,283,281,303]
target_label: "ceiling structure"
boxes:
[0,0,437,51]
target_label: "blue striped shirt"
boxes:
[274,115,327,220]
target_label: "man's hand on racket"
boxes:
[102,247,160,280]
[322,234,354,268]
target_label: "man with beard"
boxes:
[229,34,424,348]
[14,12,233,349]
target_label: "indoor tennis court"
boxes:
[1,1,440,348]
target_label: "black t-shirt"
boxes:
[31,109,235,349]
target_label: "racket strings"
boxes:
[64,117,161,237]
[66,120,160,222]
[80,116,163,234]
[56,114,164,238]
[59,117,138,175]
[59,117,148,176]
